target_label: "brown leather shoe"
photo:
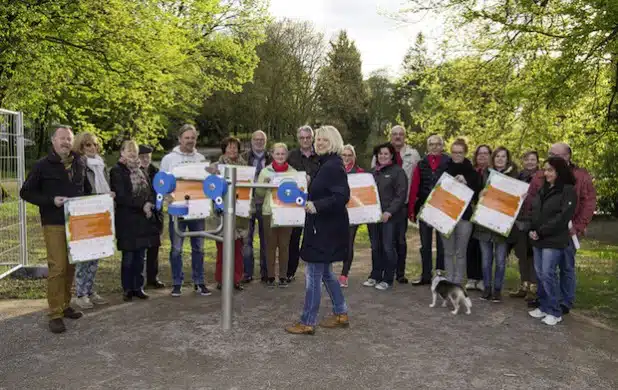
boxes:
[49,318,66,334]
[319,314,350,329]
[285,322,315,335]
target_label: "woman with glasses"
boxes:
[70,132,112,309]
[338,144,364,287]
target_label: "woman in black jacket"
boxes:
[286,126,351,335]
[528,157,577,326]
[362,142,407,291]
[440,139,480,285]
[110,140,161,302]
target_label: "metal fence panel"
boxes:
[0,109,27,278]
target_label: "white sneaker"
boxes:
[73,295,94,309]
[89,292,108,305]
[465,280,476,290]
[528,308,547,319]
[541,315,562,326]
[375,282,391,291]
[475,280,484,291]
[363,279,377,287]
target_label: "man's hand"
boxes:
[381,212,392,223]
[455,175,467,184]
[109,191,116,199]
[408,213,416,223]
[529,230,539,241]
[305,201,317,214]
[54,196,68,207]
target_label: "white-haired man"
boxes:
[160,124,210,297]
[408,134,450,285]
[286,125,320,281]
[241,130,272,283]
[371,125,421,283]
[524,142,596,315]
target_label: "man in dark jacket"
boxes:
[286,125,320,281]
[525,142,596,314]
[408,134,451,285]
[20,126,92,334]
[139,145,165,289]
[240,130,272,283]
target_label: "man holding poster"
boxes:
[20,125,92,334]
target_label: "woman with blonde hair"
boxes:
[253,142,296,287]
[70,132,112,309]
[286,126,350,335]
[110,140,161,301]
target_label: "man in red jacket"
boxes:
[525,142,596,314]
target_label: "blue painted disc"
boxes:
[153,172,176,194]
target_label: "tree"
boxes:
[315,31,368,147]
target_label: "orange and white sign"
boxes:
[419,173,474,236]
[216,165,255,218]
[346,173,382,225]
[64,194,115,263]
[171,162,211,219]
[471,169,529,236]
[271,172,308,227]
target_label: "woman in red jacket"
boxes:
[338,144,364,287]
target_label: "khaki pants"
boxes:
[43,225,75,319]
[263,215,293,279]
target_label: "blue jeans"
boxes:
[419,220,445,281]
[479,240,508,292]
[243,203,267,279]
[533,247,562,317]
[121,249,146,292]
[168,216,205,286]
[368,221,397,285]
[300,263,348,326]
[560,240,577,309]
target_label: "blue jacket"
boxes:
[301,153,351,264]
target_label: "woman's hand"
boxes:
[263,177,271,184]
[205,165,219,175]
[529,230,539,241]
[381,212,392,222]
[144,202,154,218]
[305,201,317,214]
[109,191,116,199]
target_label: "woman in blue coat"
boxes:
[286,126,351,335]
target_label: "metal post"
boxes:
[221,165,237,331]
[16,111,27,266]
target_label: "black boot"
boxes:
[63,307,83,319]
[49,318,66,334]
[134,290,149,299]
[123,291,134,302]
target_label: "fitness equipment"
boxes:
[277,180,307,207]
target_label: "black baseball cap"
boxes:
[139,145,153,155]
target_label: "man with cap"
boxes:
[138,144,165,289]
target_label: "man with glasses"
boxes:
[286,125,320,281]
[408,134,450,285]
[371,125,421,283]
[524,142,596,314]
[241,130,272,283]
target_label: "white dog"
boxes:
[429,275,472,315]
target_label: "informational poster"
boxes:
[471,169,529,236]
[64,194,115,264]
[418,173,474,236]
[170,162,211,220]
[216,165,256,218]
[346,173,382,225]
[271,172,308,227]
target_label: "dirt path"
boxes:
[1,249,617,389]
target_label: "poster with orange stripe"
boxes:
[64,194,115,264]
[471,169,530,236]
[418,173,474,236]
[271,172,308,227]
[346,173,382,225]
[171,162,211,219]
[216,165,256,218]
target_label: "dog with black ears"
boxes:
[429,272,472,315]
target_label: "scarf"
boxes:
[344,160,356,173]
[272,161,289,173]
[86,155,111,194]
[119,156,149,197]
[373,161,393,177]
[60,153,75,181]
[219,154,247,166]
[252,150,266,178]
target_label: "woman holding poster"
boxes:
[338,144,365,288]
[528,157,577,326]
[473,146,518,302]
[254,143,297,288]
[362,142,407,291]
[441,139,481,285]
[286,126,350,335]
[110,140,161,302]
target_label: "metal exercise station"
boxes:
[152,166,306,331]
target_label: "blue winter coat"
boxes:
[300,153,351,264]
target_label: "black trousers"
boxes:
[287,227,303,278]
[394,206,409,279]
[341,225,359,277]
[146,245,160,284]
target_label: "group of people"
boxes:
[20,121,596,334]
